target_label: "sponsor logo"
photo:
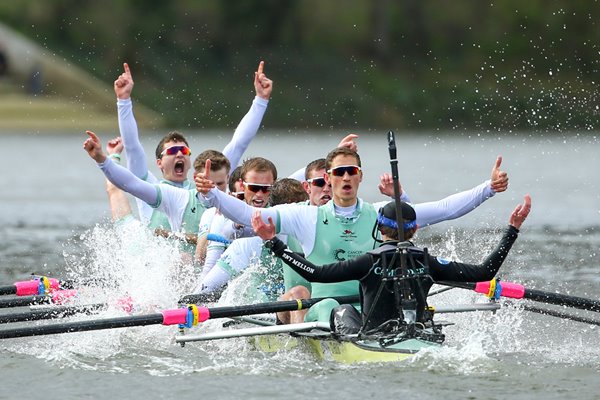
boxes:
[340,229,357,241]
[334,249,346,261]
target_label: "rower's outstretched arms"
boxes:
[105,137,134,222]
[84,131,107,163]
[252,210,276,240]
[403,156,509,228]
[509,194,531,229]
[84,131,161,206]
[114,62,134,100]
[490,155,508,193]
[254,60,272,100]
[338,133,359,152]
[115,63,154,183]
[221,61,273,169]
[377,172,410,202]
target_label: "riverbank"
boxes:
[0,22,162,131]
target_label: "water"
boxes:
[0,131,598,400]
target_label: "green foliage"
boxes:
[1,0,598,132]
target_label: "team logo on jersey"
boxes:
[334,249,346,261]
[340,229,356,241]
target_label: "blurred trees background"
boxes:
[1,0,598,132]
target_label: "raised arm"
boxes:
[221,61,273,168]
[411,156,509,227]
[431,195,531,282]
[84,131,160,206]
[115,63,156,182]
[377,172,410,202]
[104,137,134,222]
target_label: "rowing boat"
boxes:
[174,303,502,363]
[251,329,442,364]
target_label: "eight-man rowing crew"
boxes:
[2,61,598,360]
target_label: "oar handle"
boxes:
[0,277,74,297]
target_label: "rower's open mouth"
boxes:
[175,161,185,174]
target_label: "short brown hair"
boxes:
[241,157,278,181]
[305,158,326,180]
[155,131,189,159]
[269,178,309,206]
[325,147,361,170]
[194,149,231,174]
[379,225,417,241]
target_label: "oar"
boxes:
[0,289,78,309]
[176,321,332,343]
[0,295,359,340]
[438,280,600,313]
[0,303,106,324]
[511,302,600,326]
[0,276,74,296]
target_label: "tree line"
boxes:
[1,0,598,132]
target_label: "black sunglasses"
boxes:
[327,165,361,177]
[307,177,327,187]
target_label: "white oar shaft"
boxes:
[176,321,331,343]
[434,303,501,313]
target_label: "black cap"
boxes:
[377,201,416,230]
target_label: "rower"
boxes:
[252,195,531,335]
[196,146,510,324]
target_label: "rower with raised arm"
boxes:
[253,195,531,334]
[196,146,509,323]
[113,60,273,226]
[198,157,278,279]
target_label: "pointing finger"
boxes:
[257,61,264,76]
[493,155,502,170]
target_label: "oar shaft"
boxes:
[0,295,51,308]
[524,288,600,312]
[0,304,105,324]
[0,314,165,339]
[519,304,600,326]
[206,296,359,319]
[438,281,600,313]
[0,295,360,340]
[0,285,17,296]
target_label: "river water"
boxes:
[0,131,598,400]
